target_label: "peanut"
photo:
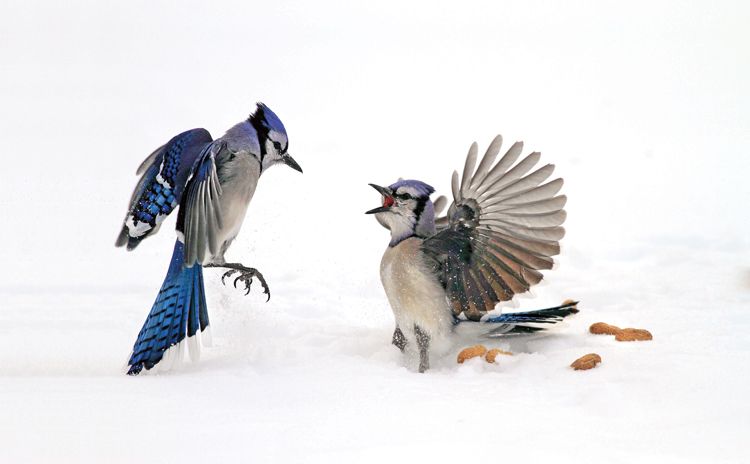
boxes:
[615,328,653,342]
[589,322,622,335]
[485,348,513,363]
[457,345,488,363]
[570,353,602,370]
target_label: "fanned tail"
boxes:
[481,301,579,337]
[127,240,210,375]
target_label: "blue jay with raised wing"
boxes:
[117,103,302,375]
[367,135,577,372]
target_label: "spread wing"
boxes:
[421,135,566,321]
[176,142,225,267]
[116,128,213,250]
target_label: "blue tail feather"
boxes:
[127,240,209,375]
[480,301,579,336]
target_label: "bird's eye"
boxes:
[383,196,395,208]
[272,141,281,150]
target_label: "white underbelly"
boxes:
[380,238,453,341]
[215,157,260,246]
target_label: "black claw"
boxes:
[221,269,238,286]
[212,263,271,301]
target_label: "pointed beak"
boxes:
[369,183,390,196]
[365,183,393,214]
[282,154,303,173]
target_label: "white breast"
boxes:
[380,238,454,342]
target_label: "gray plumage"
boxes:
[120,103,303,375]
[118,106,302,268]
[368,134,570,372]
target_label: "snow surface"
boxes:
[1,1,749,462]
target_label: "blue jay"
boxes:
[367,135,577,372]
[117,103,302,375]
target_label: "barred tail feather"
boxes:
[127,240,210,375]
[481,301,579,337]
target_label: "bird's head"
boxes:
[366,179,436,246]
[249,102,302,173]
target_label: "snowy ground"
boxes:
[2,241,749,463]
[2,1,749,463]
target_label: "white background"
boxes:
[1,1,748,462]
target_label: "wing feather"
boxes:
[116,128,213,250]
[481,209,567,228]
[491,178,564,206]
[469,135,503,191]
[460,142,478,199]
[484,195,567,215]
[478,151,541,199]
[451,171,461,202]
[475,141,523,196]
[489,164,555,198]
[475,234,554,271]
[177,143,225,267]
[421,134,565,316]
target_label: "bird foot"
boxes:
[206,263,271,301]
[392,327,407,353]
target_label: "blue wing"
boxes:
[116,128,213,250]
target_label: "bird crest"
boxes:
[388,179,435,198]
[250,102,287,139]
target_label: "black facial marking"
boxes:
[249,108,271,165]
[413,197,428,226]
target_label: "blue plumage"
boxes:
[119,104,302,375]
[252,103,287,137]
[388,179,435,197]
[127,240,208,375]
[116,128,213,250]
[479,302,579,335]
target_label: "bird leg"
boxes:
[392,326,407,352]
[414,324,430,373]
[204,263,271,301]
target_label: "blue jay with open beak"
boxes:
[117,103,302,375]
[367,135,577,372]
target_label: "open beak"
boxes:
[282,154,303,173]
[365,183,393,214]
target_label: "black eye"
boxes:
[272,141,281,150]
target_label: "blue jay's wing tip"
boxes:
[115,229,128,248]
[119,128,213,252]
[115,227,139,250]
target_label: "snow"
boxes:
[1,1,749,462]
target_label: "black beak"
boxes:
[365,206,391,214]
[365,183,392,214]
[283,154,303,173]
[368,183,390,196]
